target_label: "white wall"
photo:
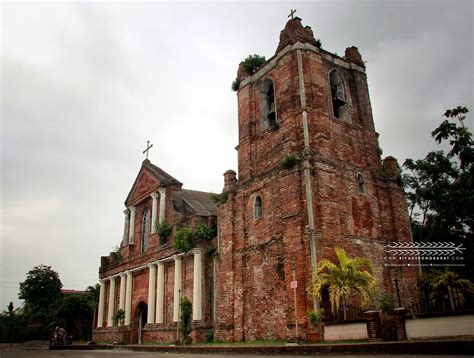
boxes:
[406,314,474,339]
[324,322,368,341]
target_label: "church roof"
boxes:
[147,161,182,186]
[182,189,217,216]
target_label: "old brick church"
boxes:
[93,17,417,344]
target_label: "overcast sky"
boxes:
[1,1,472,309]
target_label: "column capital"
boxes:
[151,192,159,199]
[129,206,136,213]
[99,279,105,285]
[173,254,182,261]
[159,187,167,195]
[123,208,130,215]
[192,248,203,255]
[157,260,164,267]
[125,270,133,276]
[108,276,115,282]
[119,272,126,278]
[148,263,156,269]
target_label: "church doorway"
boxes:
[136,302,148,344]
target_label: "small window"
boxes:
[141,209,151,253]
[357,174,365,194]
[254,196,263,220]
[259,78,278,130]
[330,70,350,122]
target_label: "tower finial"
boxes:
[288,9,296,19]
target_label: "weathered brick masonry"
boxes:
[94,16,418,344]
[215,17,418,341]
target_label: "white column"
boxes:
[125,271,133,325]
[155,262,165,323]
[192,248,203,320]
[128,206,136,244]
[107,277,116,327]
[118,272,126,325]
[147,264,156,324]
[97,279,106,328]
[122,209,130,246]
[158,188,167,222]
[173,255,182,322]
[151,192,159,234]
[155,262,165,324]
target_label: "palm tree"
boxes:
[430,269,473,311]
[307,247,377,320]
[86,283,100,330]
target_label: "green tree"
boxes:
[403,106,473,280]
[19,265,62,310]
[307,247,377,319]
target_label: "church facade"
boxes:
[93,17,418,344]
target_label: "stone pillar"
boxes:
[128,206,136,244]
[151,192,159,234]
[147,264,156,324]
[364,310,381,342]
[118,273,126,325]
[156,262,165,324]
[122,209,130,246]
[173,255,182,322]
[107,277,116,327]
[393,307,408,341]
[192,248,202,320]
[97,279,106,328]
[158,188,166,222]
[125,271,133,325]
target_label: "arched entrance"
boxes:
[136,302,148,344]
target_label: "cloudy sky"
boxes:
[1,0,472,309]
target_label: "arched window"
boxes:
[357,173,365,194]
[254,196,263,220]
[259,78,278,130]
[329,70,350,121]
[141,209,151,253]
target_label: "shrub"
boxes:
[241,54,266,75]
[281,154,297,169]
[156,221,173,244]
[179,297,192,345]
[173,228,195,253]
[113,309,125,326]
[379,292,395,314]
[306,309,324,330]
[194,224,216,241]
[210,191,228,204]
[231,78,241,92]
[204,330,214,342]
[204,242,218,258]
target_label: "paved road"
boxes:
[0,348,469,358]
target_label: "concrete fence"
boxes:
[406,314,474,339]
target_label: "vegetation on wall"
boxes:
[210,191,228,204]
[156,220,173,244]
[281,154,297,169]
[231,54,266,92]
[241,54,266,75]
[172,224,217,253]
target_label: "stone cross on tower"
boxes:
[288,9,296,19]
[143,140,153,160]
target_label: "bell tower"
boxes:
[215,16,417,342]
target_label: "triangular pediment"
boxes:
[125,160,182,206]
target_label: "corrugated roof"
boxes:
[182,189,217,216]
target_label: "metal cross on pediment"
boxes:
[143,140,153,160]
[288,9,296,19]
